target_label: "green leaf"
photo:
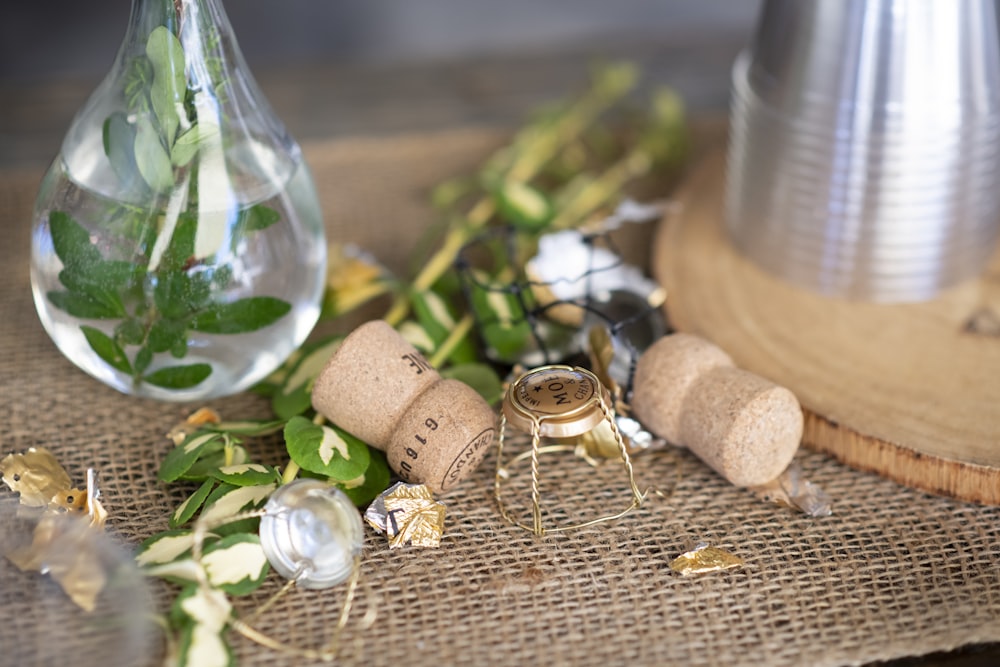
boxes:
[441,362,504,405]
[468,276,533,361]
[80,325,132,374]
[201,533,270,595]
[173,586,234,665]
[181,444,248,482]
[177,622,234,667]
[155,270,211,319]
[115,318,146,346]
[236,205,280,233]
[494,181,552,230]
[148,316,188,353]
[124,55,154,115]
[412,290,455,348]
[333,448,391,506]
[284,416,370,481]
[158,213,196,273]
[210,463,279,487]
[134,345,154,374]
[199,483,275,524]
[159,431,226,482]
[189,297,291,334]
[49,211,101,271]
[136,529,197,567]
[144,363,212,389]
[145,26,186,144]
[272,336,342,420]
[202,420,285,437]
[103,112,144,190]
[46,290,121,319]
[134,116,174,191]
[143,558,203,586]
[171,125,202,167]
[170,479,217,528]
[58,269,126,317]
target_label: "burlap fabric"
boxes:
[2,128,1000,667]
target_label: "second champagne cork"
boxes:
[632,333,803,487]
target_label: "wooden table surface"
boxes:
[2,32,997,667]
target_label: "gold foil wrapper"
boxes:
[364,482,445,549]
[669,543,743,576]
[0,447,73,507]
[1,448,109,608]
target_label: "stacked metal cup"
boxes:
[726,0,1000,302]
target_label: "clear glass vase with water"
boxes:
[30,0,326,401]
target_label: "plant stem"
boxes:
[280,461,300,485]
[428,313,474,368]
[383,65,637,327]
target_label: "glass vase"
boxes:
[30,0,326,401]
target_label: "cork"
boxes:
[311,320,440,449]
[632,333,803,487]
[631,333,733,444]
[311,320,498,494]
[386,379,497,495]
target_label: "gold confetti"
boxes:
[0,447,72,507]
[0,448,111,608]
[364,482,446,548]
[669,543,743,576]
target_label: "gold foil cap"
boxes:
[502,365,610,438]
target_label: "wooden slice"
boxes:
[653,149,1000,504]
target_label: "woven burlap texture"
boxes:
[2,128,1000,667]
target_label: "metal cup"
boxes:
[725,0,1000,301]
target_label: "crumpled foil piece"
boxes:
[1,447,73,508]
[5,511,108,611]
[1,448,109,609]
[750,462,832,517]
[364,482,445,549]
[669,543,744,577]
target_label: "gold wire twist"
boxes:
[494,393,646,536]
[191,508,363,662]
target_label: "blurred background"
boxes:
[0,1,760,165]
[1,1,758,82]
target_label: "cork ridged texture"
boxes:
[311,320,439,449]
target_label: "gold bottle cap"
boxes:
[502,365,610,438]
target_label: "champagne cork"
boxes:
[632,333,803,487]
[387,379,497,494]
[312,320,439,447]
[311,321,497,494]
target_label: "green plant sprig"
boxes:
[46,21,293,392]
[140,60,687,666]
[382,61,642,327]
